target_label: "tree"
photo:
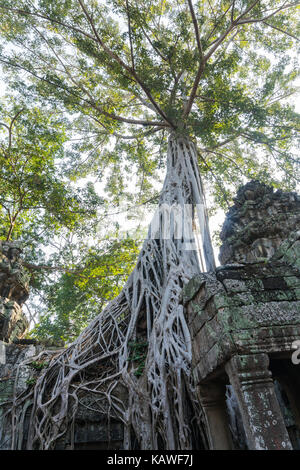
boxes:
[0,0,299,450]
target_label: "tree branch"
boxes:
[231,0,235,23]
[183,0,206,117]
[90,115,162,139]
[77,0,173,127]
[187,0,204,60]
[0,2,173,128]
[0,57,167,128]
[126,0,135,70]
[139,24,169,63]
[7,109,24,154]
[262,20,300,41]
[233,0,260,23]
[22,262,77,273]
[236,2,300,25]
[0,5,97,43]
[184,0,299,119]
[183,21,235,117]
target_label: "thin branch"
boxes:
[0,57,167,128]
[197,151,231,208]
[184,0,244,117]
[234,0,260,23]
[206,2,234,43]
[24,303,38,326]
[236,2,300,25]
[0,109,24,157]
[184,23,235,117]
[22,262,78,273]
[184,0,299,118]
[0,5,97,43]
[0,122,10,131]
[207,0,218,21]
[262,20,300,41]
[183,0,207,117]
[126,0,135,70]
[204,132,243,151]
[204,148,246,175]
[90,114,162,139]
[139,24,169,63]
[0,2,173,128]
[8,109,24,154]
[187,0,204,60]
[268,145,300,183]
[231,0,235,23]
[31,25,164,129]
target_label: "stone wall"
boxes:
[0,345,126,449]
[0,342,42,449]
[0,240,126,450]
[184,230,300,383]
[184,181,300,450]
[0,241,29,343]
[219,180,300,265]
[0,340,125,450]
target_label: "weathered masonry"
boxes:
[184,181,300,449]
[0,241,29,343]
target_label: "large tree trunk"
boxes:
[12,134,214,449]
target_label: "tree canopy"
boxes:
[0,0,299,194]
[0,100,99,241]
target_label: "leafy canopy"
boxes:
[30,237,140,342]
[0,99,102,243]
[0,0,298,203]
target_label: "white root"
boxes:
[6,134,213,450]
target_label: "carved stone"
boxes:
[225,354,292,450]
[184,181,300,449]
[219,180,300,265]
[197,381,234,449]
[0,241,29,343]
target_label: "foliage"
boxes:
[29,360,49,370]
[0,0,298,207]
[0,98,102,243]
[0,97,134,341]
[31,237,140,342]
[128,340,148,377]
[26,377,37,387]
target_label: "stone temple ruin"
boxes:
[184,180,300,449]
[0,180,300,450]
